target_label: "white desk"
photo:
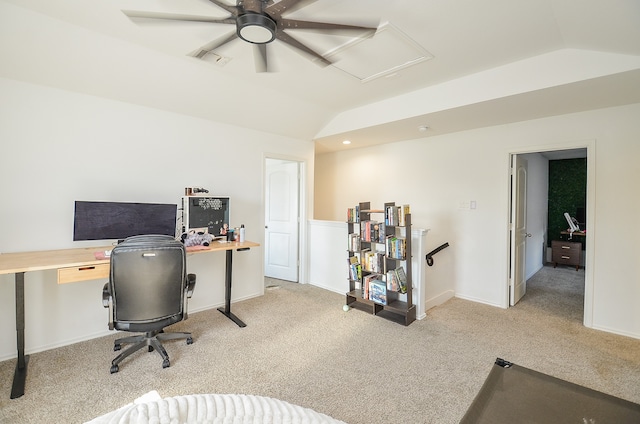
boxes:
[0,240,259,399]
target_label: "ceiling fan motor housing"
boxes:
[237,12,277,44]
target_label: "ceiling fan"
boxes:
[123,0,378,72]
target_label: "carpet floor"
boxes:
[1,266,639,423]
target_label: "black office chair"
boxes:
[102,234,196,374]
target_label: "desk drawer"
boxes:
[551,240,581,268]
[58,264,110,284]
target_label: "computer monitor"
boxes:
[73,201,178,242]
[182,196,230,236]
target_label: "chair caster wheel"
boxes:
[162,359,170,369]
[186,337,193,345]
[114,344,121,351]
[110,365,119,374]
[148,346,154,352]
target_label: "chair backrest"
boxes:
[109,235,186,324]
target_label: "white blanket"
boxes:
[86,392,346,424]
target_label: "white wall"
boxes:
[307,220,346,293]
[0,77,315,361]
[522,152,549,279]
[314,103,640,339]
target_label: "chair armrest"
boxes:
[183,273,196,320]
[186,273,196,298]
[102,283,110,307]
[102,282,114,330]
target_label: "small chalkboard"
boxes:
[182,196,230,236]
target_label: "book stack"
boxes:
[385,204,410,226]
[360,221,385,243]
[347,256,362,285]
[385,236,407,259]
[347,233,360,252]
[346,205,360,223]
[395,266,408,294]
[386,266,407,293]
[362,251,385,273]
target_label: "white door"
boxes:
[510,155,528,305]
[264,159,299,282]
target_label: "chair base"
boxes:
[110,330,193,373]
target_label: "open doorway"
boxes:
[508,146,592,326]
[264,158,301,283]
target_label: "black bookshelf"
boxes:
[346,201,415,326]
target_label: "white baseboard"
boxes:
[425,290,455,312]
[454,293,504,309]
[309,282,345,296]
[591,324,640,340]
[0,296,262,362]
[0,329,112,362]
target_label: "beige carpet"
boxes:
[1,266,639,423]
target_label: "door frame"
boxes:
[506,140,596,328]
[263,154,307,285]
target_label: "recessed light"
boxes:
[342,140,351,145]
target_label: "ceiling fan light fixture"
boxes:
[237,13,276,44]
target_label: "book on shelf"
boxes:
[346,205,360,223]
[362,251,385,273]
[385,204,410,226]
[347,256,362,282]
[399,204,410,226]
[386,269,400,292]
[385,235,406,260]
[375,221,385,243]
[393,266,408,294]
[368,279,387,305]
[361,220,385,243]
[348,233,361,252]
[363,274,383,301]
[385,205,398,226]
[360,221,368,241]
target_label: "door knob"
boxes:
[525,233,532,237]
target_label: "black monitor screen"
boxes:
[73,201,177,241]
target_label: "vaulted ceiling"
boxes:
[2,0,640,153]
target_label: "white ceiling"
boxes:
[2,0,640,153]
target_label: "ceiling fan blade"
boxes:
[265,0,319,16]
[189,32,238,59]
[204,0,239,15]
[275,31,331,67]
[254,44,269,73]
[123,10,236,25]
[279,19,377,36]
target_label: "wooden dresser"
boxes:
[551,240,582,270]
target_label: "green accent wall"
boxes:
[547,158,587,247]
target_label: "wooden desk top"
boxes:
[560,231,586,237]
[0,240,260,275]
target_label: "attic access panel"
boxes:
[326,22,433,83]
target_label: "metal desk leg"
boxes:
[11,272,28,399]
[217,249,247,327]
